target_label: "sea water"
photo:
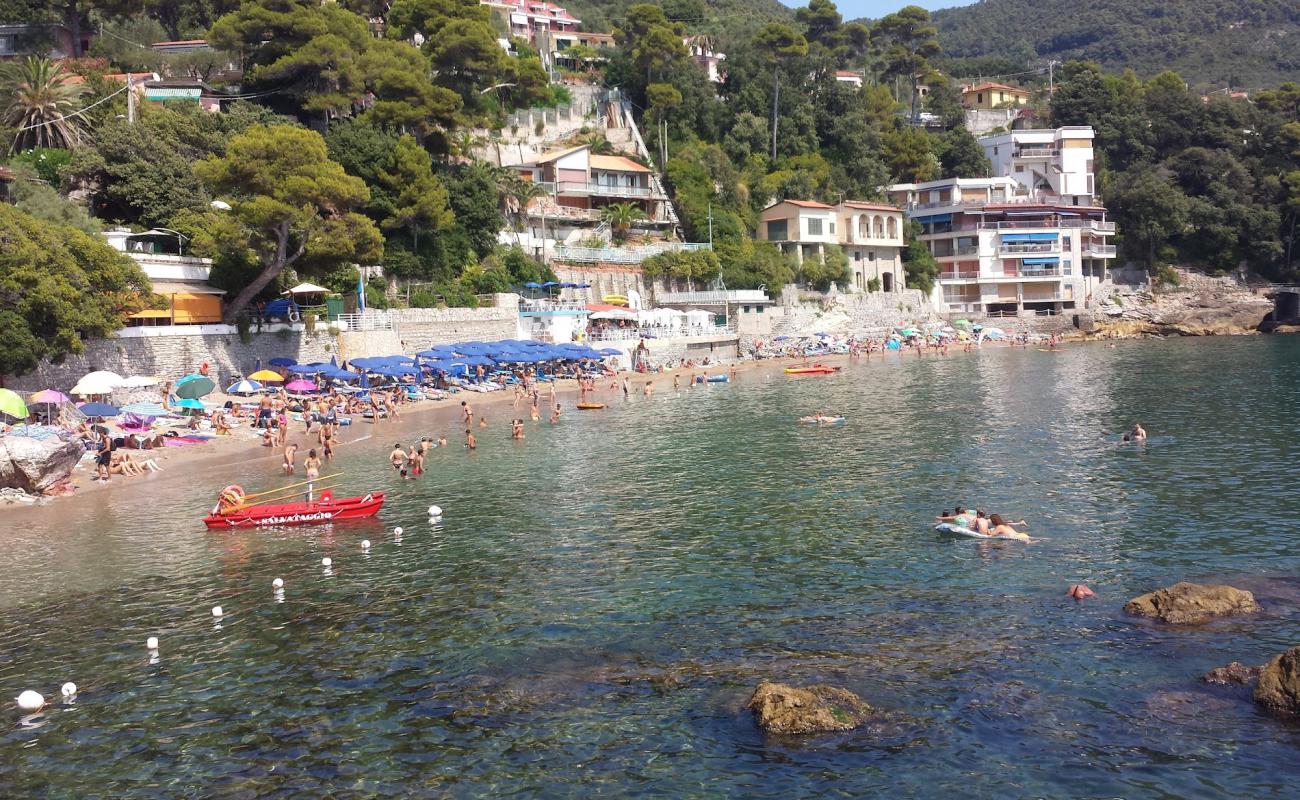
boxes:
[2,336,1299,797]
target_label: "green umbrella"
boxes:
[954,319,972,328]
[0,388,28,419]
[174,373,216,399]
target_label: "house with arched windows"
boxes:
[756,199,906,293]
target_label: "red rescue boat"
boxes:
[203,480,384,529]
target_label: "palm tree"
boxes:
[1,57,88,153]
[602,202,644,244]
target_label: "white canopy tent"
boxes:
[283,283,330,295]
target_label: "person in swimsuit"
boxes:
[407,445,423,476]
[989,514,1030,541]
[461,401,472,425]
[465,429,476,451]
[282,443,298,474]
[304,449,321,495]
[389,443,407,470]
[437,434,447,448]
[1123,422,1147,442]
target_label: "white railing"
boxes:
[998,243,1059,254]
[553,242,711,264]
[1015,148,1060,158]
[979,219,1115,232]
[657,289,770,305]
[335,311,393,331]
[520,299,587,312]
[1084,244,1117,257]
[586,324,730,342]
[554,181,663,199]
[939,271,980,280]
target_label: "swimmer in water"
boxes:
[989,513,1030,541]
[1122,422,1147,442]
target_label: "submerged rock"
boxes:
[1202,661,1262,686]
[746,681,871,735]
[1123,582,1261,624]
[1254,646,1300,715]
[0,437,82,494]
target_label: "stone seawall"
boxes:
[390,307,518,351]
[4,326,335,393]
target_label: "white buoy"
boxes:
[428,505,442,517]
[16,691,44,712]
[61,682,77,698]
[272,577,284,589]
[146,636,159,651]
[321,557,332,567]
[211,605,224,618]
[393,526,403,535]
[361,539,370,550]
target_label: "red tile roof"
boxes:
[780,199,833,209]
[840,201,900,212]
[963,81,1028,95]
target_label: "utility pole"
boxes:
[707,201,713,246]
[126,73,136,124]
[1048,60,1057,96]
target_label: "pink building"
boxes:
[483,0,581,44]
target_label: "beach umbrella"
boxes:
[523,281,542,289]
[285,379,317,392]
[78,401,120,417]
[226,379,263,395]
[599,348,622,356]
[116,375,161,388]
[174,398,205,411]
[268,357,297,367]
[174,373,216,399]
[0,388,28,419]
[71,370,124,396]
[248,369,284,382]
[29,389,70,405]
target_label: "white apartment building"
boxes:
[757,200,906,293]
[886,176,1115,315]
[980,126,1097,206]
[885,125,1116,316]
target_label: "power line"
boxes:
[15,83,129,131]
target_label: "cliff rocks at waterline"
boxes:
[1123,582,1261,625]
[0,437,81,495]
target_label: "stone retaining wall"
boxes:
[4,326,335,393]
[390,307,518,352]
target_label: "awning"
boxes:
[1022,257,1060,265]
[150,281,226,295]
[914,213,952,224]
[1000,232,1058,242]
[283,282,329,295]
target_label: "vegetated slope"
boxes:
[559,0,793,41]
[932,0,1300,88]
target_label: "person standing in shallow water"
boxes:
[465,429,477,451]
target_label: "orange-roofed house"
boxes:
[961,81,1030,110]
[759,199,906,293]
[516,143,669,225]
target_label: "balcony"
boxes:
[939,270,980,280]
[1084,243,1117,257]
[1014,148,1060,159]
[553,180,664,200]
[980,219,1115,232]
[998,243,1059,255]
[657,289,771,305]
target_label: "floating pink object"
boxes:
[1067,584,1095,600]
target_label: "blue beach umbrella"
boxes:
[175,398,205,411]
[78,401,120,417]
[174,373,216,399]
[599,348,622,356]
[268,357,297,367]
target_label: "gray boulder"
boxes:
[1123,581,1261,624]
[1254,646,1300,715]
[1202,661,1262,686]
[0,436,83,493]
[746,681,871,735]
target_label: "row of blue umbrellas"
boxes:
[522,281,591,289]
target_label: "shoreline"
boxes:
[0,339,1051,517]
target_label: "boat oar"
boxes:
[241,484,342,508]
[239,474,344,501]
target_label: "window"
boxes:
[766,219,788,240]
[886,216,898,238]
[977,93,983,104]
[858,217,868,239]
[868,251,876,261]
[807,218,823,236]
[742,306,750,313]
[829,221,836,234]
[853,251,861,261]
[756,306,764,313]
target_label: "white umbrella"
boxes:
[71,370,124,396]
[282,282,329,295]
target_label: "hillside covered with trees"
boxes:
[933,0,1300,89]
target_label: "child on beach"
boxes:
[644,381,653,397]
[512,419,525,440]
[479,416,488,428]
[437,434,448,447]
[550,404,560,424]
[283,443,298,474]
[465,429,477,451]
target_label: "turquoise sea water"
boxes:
[2,336,1300,797]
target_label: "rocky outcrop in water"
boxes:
[1202,662,1263,686]
[1254,646,1300,715]
[1123,582,1261,624]
[746,681,872,735]
[0,436,82,494]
